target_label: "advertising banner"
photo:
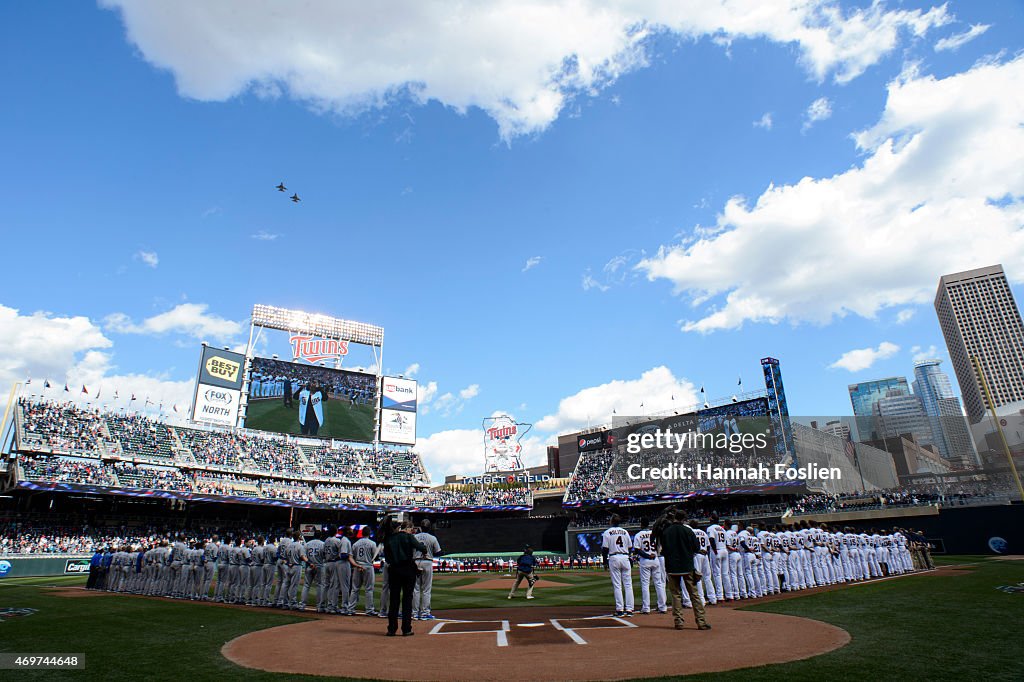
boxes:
[191,346,246,427]
[483,415,531,472]
[379,376,417,445]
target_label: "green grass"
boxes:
[1,560,1021,681]
[244,397,374,441]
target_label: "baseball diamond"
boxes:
[5,3,1024,680]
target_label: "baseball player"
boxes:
[322,526,343,614]
[690,524,716,605]
[757,527,778,595]
[336,527,356,615]
[706,515,731,601]
[275,532,293,607]
[724,523,742,600]
[202,536,219,600]
[632,519,667,614]
[262,536,278,606]
[350,531,379,615]
[301,530,325,611]
[215,536,232,602]
[601,514,634,617]
[249,537,265,606]
[284,531,307,610]
[412,520,442,620]
[228,537,244,604]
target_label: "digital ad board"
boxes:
[191,346,246,428]
[244,356,377,442]
[379,376,417,445]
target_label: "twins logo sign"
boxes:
[482,415,532,473]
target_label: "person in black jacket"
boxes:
[381,516,427,636]
[654,508,711,631]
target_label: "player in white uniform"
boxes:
[738,527,764,598]
[632,519,667,614]
[724,523,742,600]
[691,526,717,605]
[706,516,731,602]
[757,528,779,595]
[601,515,634,617]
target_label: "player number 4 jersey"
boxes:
[602,527,631,555]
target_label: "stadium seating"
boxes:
[19,455,117,487]
[112,462,193,492]
[104,414,176,460]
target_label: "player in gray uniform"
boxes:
[262,537,278,606]
[170,534,188,598]
[237,538,252,604]
[349,532,379,615]
[275,533,293,607]
[215,537,232,602]
[202,536,220,601]
[248,537,265,606]
[301,530,326,612]
[412,519,442,620]
[321,526,343,614]
[336,528,356,615]
[160,540,175,596]
[185,542,201,599]
[284,531,307,610]
[228,538,244,604]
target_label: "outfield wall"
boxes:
[0,555,91,579]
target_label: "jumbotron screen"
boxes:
[244,357,377,442]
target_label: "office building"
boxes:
[935,264,1024,423]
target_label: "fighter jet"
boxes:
[276,182,287,192]
[291,193,301,203]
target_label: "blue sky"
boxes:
[2,1,1022,479]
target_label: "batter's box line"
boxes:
[550,615,637,645]
[429,619,511,647]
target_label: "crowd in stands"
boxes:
[788,483,1006,515]
[563,449,615,502]
[177,429,239,467]
[104,414,176,460]
[304,444,366,480]
[235,433,306,475]
[19,455,117,486]
[112,462,192,492]
[19,399,105,453]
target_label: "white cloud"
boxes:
[0,304,112,394]
[829,341,900,372]
[0,305,196,418]
[753,112,773,130]
[935,23,990,52]
[403,363,420,378]
[101,0,949,140]
[802,96,832,131]
[895,308,915,324]
[417,380,438,410]
[105,303,243,342]
[135,250,159,268]
[459,384,480,400]
[910,344,941,363]
[582,272,609,292]
[522,256,542,272]
[251,230,280,241]
[638,54,1024,333]
[414,426,547,481]
[536,366,698,435]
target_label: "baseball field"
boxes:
[244,398,376,441]
[1,555,1021,681]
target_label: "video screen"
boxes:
[244,357,377,442]
[575,532,604,553]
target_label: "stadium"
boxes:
[1,308,1022,681]
[4,3,1024,679]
